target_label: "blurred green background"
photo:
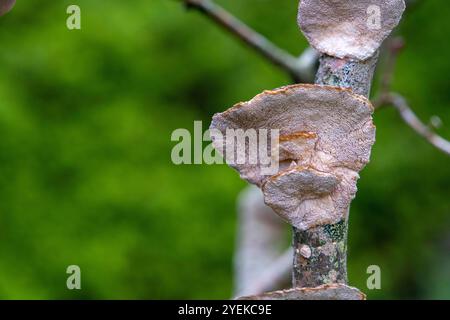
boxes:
[0,0,448,299]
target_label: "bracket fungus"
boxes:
[0,0,15,16]
[298,0,406,60]
[210,84,375,230]
[238,283,366,300]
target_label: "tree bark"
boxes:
[293,219,348,288]
[292,53,378,288]
[316,53,378,97]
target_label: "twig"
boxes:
[373,37,450,157]
[382,93,450,156]
[380,37,405,94]
[372,36,405,107]
[181,0,312,82]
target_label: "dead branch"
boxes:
[235,248,292,298]
[181,0,315,82]
[234,185,290,297]
[374,37,450,156]
[381,93,450,156]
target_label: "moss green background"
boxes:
[0,0,448,299]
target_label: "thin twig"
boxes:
[380,37,405,94]
[373,37,450,157]
[181,0,311,82]
[372,36,405,107]
[382,93,450,156]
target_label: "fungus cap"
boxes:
[0,0,15,16]
[238,283,366,300]
[210,84,375,229]
[298,0,406,60]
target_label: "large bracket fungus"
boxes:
[210,84,375,230]
[298,0,406,60]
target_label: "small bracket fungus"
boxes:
[238,283,366,300]
[0,0,15,17]
[298,0,406,60]
[210,84,375,230]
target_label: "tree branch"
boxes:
[235,248,292,298]
[373,37,450,157]
[181,0,314,82]
[234,185,290,297]
[381,93,450,156]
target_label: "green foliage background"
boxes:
[0,0,448,299]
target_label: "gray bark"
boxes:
[292,53,379,288]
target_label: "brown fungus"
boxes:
[238,283,366,300]
[210,84,375,230]
[0,0,15,17]
[298,0,406,60]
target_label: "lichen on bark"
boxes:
[293,219,348,288]
[291,53,378,289]
[316,54,378,97]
